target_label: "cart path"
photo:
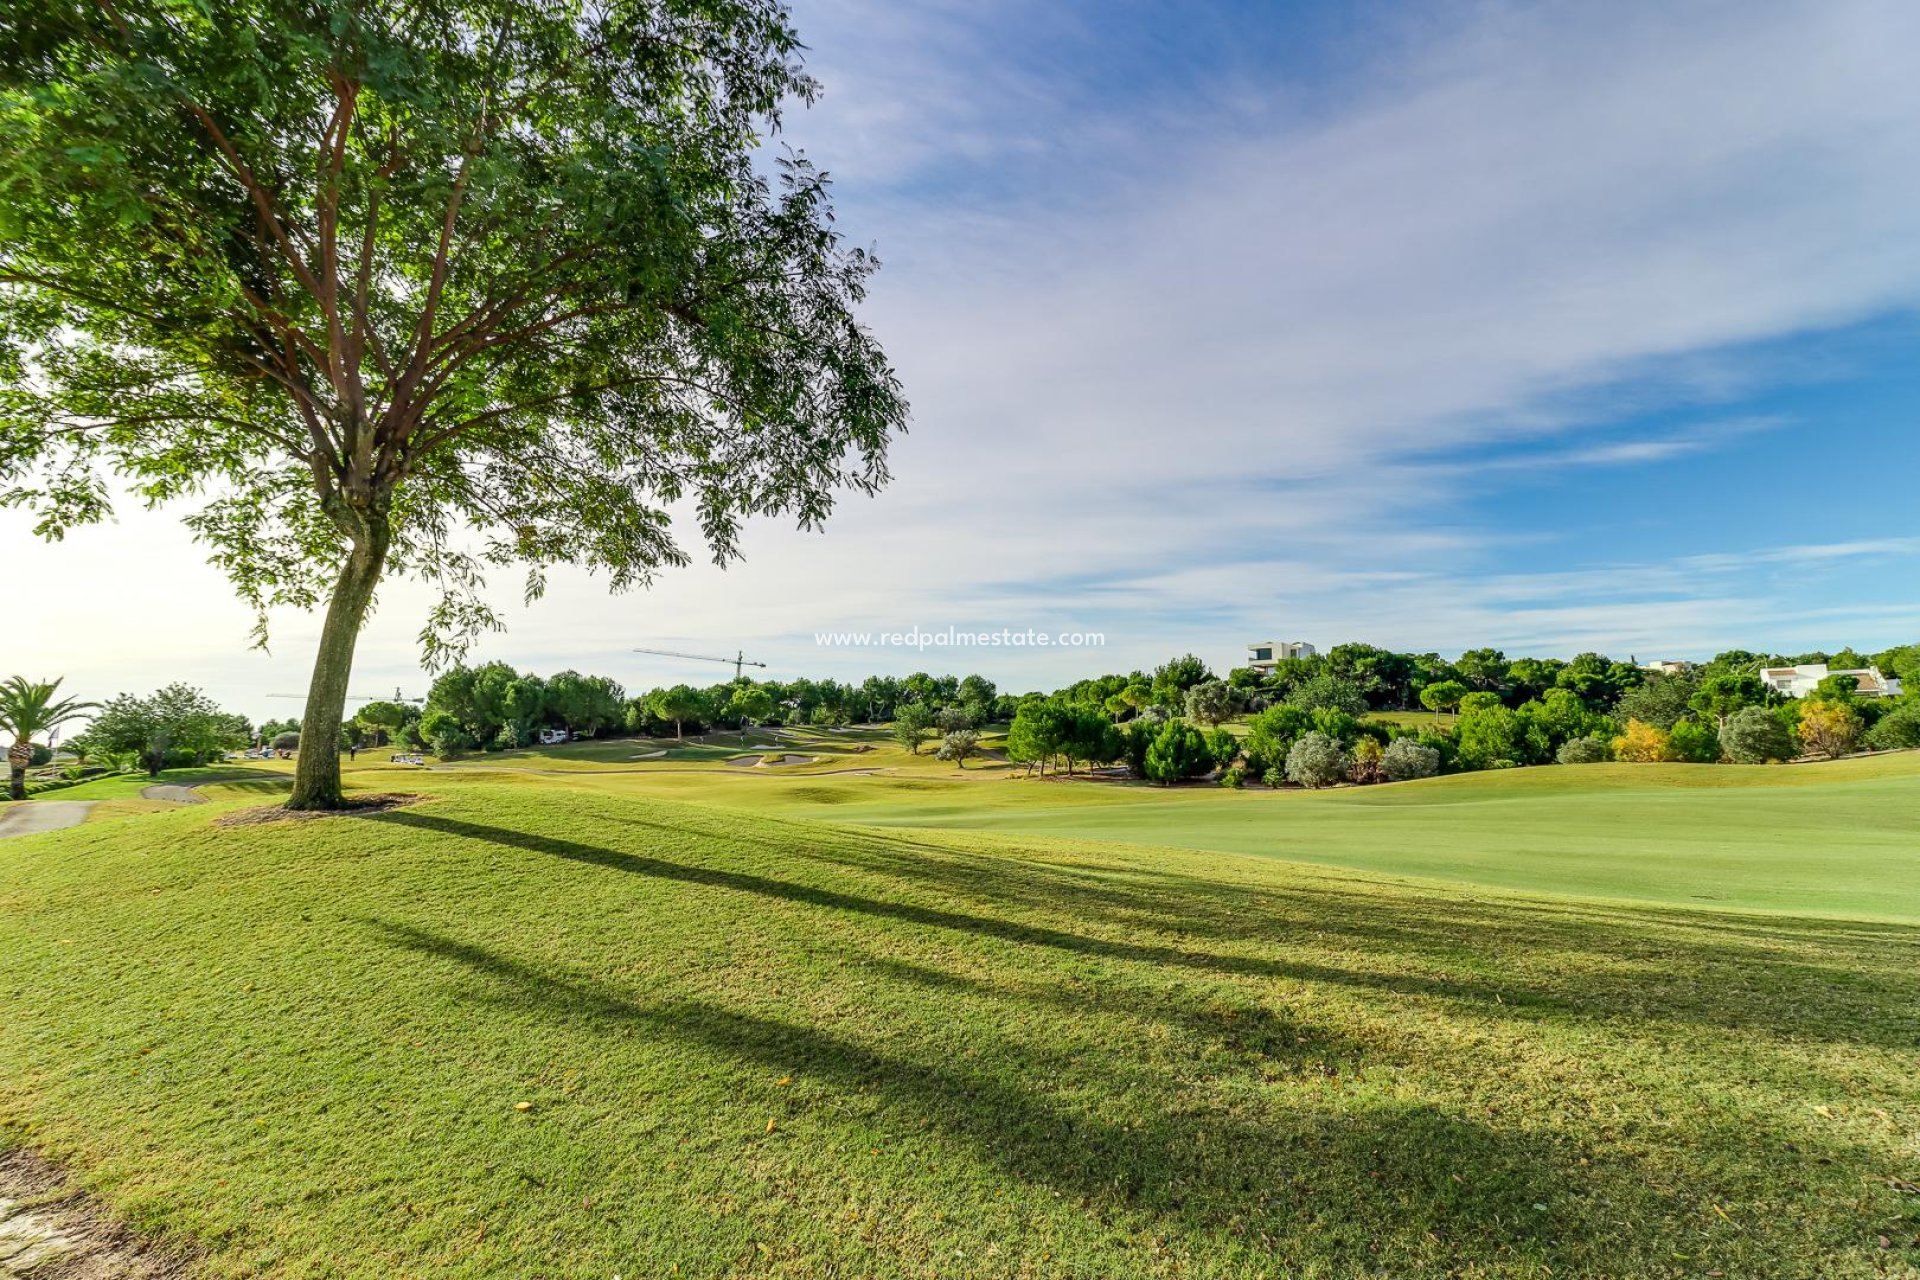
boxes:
[0,801,94,839]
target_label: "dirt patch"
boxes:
[213,793,426,829]
[0,1149,190,1278]
[723,754,818,769]
[629,750,667,760]
[138,784,204,805]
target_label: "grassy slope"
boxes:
[557,751,1920,922]
[1,771,1918,1277]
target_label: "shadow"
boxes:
[368,804,1920,1055]
[366,918,1674,1271]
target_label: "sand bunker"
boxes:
[725,754,818,768]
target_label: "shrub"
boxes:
[1285,675,1367,717]
[1864,702,1920,751]
[1797,700,1863,759]
[1457,704,1546,770]
[269,731,300,752]
[1218,765,1245,789]
[1611,719,1672,763]
[1243,704,1312,776]
[1261,766,1285,787]
[1205,726,1240,770]
[1347,736,1385,784]
[1285,732,1348,788]
[1382,737,1441,780]
[1183,680,1235,727]
[1721,706,1794,763]
[1144,719,1212,784]
[1310,707,1363,745]
[1555,735,1611,764]
[1666,718,1722,763]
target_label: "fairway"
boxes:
[2,757,1918,1278]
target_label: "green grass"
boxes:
[1,761,1917,1277]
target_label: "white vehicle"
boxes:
[537,728,571,745]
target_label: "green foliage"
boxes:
[893,702,935,756]
[1864,702,1920,751]
[418,708,472,758]
[86,683,246,775]
[647,685,708,740]
[1284,732,1348,788]
[1285,675,1367,717]
[1149,654,1214,709]
[269,731,300,753]
[1809,672,1863,705]
[1688,674,1769,728]
[1204,727,1240,771]
[0,674,98,799]
[1721,706,1795,764]
[1417,680,1468,715]
[547,672,626,738]
[1381,737,1441,781]
[1614,674,1700,731]
[1555,652,1643,710]
[1217,765,1245,789]
[935,729,981,769]
[1143,719,1211,785]
[1666,718,1722,764]
[1456,704,1549,770]
[1242,704,1312,777]
[1183,679,1235,727]
[1458,691,1503,714]
[1555,735,1612,765]
[0,0,907,806]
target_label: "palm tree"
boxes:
[0,677,98,801]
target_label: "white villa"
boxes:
[1247,640,1316,674]
[1758,663,1904,700]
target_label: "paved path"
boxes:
[0,801,95,840]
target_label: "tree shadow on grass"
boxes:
[364,917,1718,1276]
[368,807,1920,1054]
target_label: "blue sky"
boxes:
[10,0,1920,708]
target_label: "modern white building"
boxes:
[1639,659,1693,676]
[1247,640,1316,674]
[1757,663,1903,700]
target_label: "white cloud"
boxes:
[10,0,1920,709]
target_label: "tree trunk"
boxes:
[289,525,391,809]
[7,739,28,801]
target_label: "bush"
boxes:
[1218,765,1245,789]
[1205,726,1240,770]
[1721,706,1794,763]
[1555,735,1611,764]
[935,728,981,768]
[1457,704,1546,770]
[1797,700,1863,759]
[269,731,300,752]
[1285,732,1348,788]
[1348,736,1385,784]
[1864,702,1920,751]
[1261,766,1285,788]
[1243,704,1312,776]
[1667,718,1722,763]
[1285,675,1368,717]
[1382,737,1441,781]
[1143,719,1212,784]
[1611,719,1672,763]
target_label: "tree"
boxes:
[0,676,97,800]
[1688,674,1768,730]
[1611,719,1673,763]
[1614,673,1699,731]
[0,1,907,808]
[1418,680,1468,717]
[1382,737,1441,781]
[355,699,414,747]
[1243,704,1312,777]
[956,675,997,726]
[547,672,625,738]
[649,685,706,741]
[1667,718,1722,764]
[1797,700,1862,759]
[1149,655,1213,709]
[1863,701,1920,751]
[934,705,971,735]
[729,686,775,745]
[1006,700,1064,774]
[1286,675,1367,717]
[88,684,243,776]
[1455,648,1509,692]
[270,731,301,753]
[1722,706,1795,763]
[935,729,981,769]
[1284,732,1348,788]
[1143,720,1211,785]
[893,702,935,755]
[1183,679,1234,727]
[1456,704,1546,770]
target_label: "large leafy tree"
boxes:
[0,676,96,799]
[88,683,246,776]
[0,0,906,807]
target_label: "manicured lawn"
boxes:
[1,764,1917,1277]
[580,751,1920,921]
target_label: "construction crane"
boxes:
[268,686,425,705]
[632,646,768,681]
